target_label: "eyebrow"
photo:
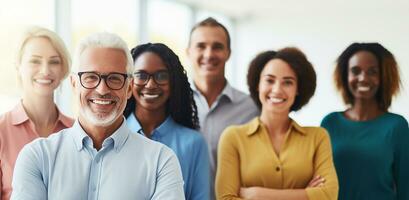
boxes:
[264,74,296,80]
[30,55,61,59]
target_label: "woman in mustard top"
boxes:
[216,48,338,200]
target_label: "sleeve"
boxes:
[305,129,339,200]
[151,147,185,200]
[10,144,47,200]
[190,136,210,200]
[215,127,243,200]
[393,117,409,200]
[0,159,2,198]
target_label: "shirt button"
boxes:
[276,166,281,172]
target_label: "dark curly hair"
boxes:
[247,47,316,111]
[124,43,199,129]
[334,42,401,111]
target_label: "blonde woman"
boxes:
[0,26,73,200]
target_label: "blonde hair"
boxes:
[15,26,71,79]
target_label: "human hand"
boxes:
[307,175,325,188]
[240,187,260,199]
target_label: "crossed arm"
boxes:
[215,128,338,200]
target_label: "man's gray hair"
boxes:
[72,32,134,74]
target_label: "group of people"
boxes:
[0,17,407,200]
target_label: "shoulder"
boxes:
[221,118,258,140]
[383,112,408,127]
[176,125,206,145]
[0,110,12,134]
[27,128,70,150]
[16,128,69,163]
[230,87,255,105]
[321,112,342,124]
[127,131,176,156]
[0,108,17,131]
[301,126,331,143]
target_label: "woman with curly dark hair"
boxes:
[321,42,409,200]
[124,43,209,200]
[216,48,338,200]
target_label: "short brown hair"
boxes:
[188,17,231,51]
[334,43,401,111]
[247,47,316,111]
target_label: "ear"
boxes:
[126,79,133,99]
[70,73,78,91]
[226,48,231,60]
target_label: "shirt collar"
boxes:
[72,117,130,152]
[126,113,175,138]
[247,117,307,136]
[192,80,237,103]
[11,102,30,125]
[11,101,73,127]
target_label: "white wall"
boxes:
[231,5,409,125]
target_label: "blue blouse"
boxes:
[127,114,210,200]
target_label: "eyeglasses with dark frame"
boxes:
[133,70,170,86]
[77,71,129,90]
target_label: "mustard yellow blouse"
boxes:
[215,117,338,200]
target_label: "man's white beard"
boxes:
[81,106,119,127]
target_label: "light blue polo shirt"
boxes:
[11,119,185,200]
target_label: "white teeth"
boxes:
[269,97,285,103]
[143,94,160,99]
[91,100,112,105]
[358,86,370,92]
[35,79,52,84]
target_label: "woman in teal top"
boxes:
[321,43,409,200]
[123,43,209,200]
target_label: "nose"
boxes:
[271,82,283,93]
[40,62,51,75]
[358,72,368,82]
[203,47,214,59]
[144,76,158,89]
[95,79,111,95]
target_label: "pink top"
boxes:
[0,102,73,200]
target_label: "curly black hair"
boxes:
[124,43,200,129]
[247,47,316,111]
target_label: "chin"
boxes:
[82,108,120,127]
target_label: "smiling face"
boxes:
[133,52,170,115]
[71,47,132,128]
[347,50,380,103]
[258,59,298,115]
[18,37,64,97]
[187,26,230,81]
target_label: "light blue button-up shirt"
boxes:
[192,82,260,200]
[127,115,209,200]
[11,119,185,200]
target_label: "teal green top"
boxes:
[321,112,409,200]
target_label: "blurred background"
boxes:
[0,0,408,125]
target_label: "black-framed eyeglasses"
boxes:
[133,70,170,86]
[77,71,129,90]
